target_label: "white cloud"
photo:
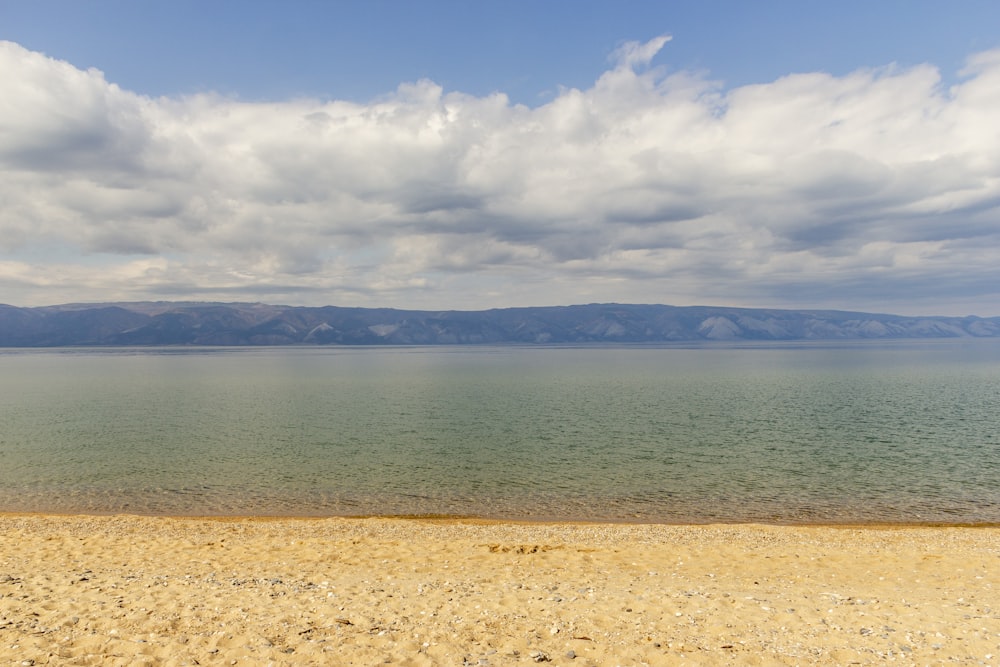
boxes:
[610,35,673,71]
[1,37,1000,315]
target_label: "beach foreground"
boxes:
[0,516,996,666]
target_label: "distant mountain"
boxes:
[1,301,998,346]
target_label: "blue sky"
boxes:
[6,1,997,103]
[2,1,1000,315]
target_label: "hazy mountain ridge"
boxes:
[1,302,999,346]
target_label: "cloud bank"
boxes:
[2,38,999,314]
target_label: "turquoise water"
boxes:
[0,341,998,523]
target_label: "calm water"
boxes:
[1,341,998,524]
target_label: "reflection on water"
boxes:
[0,341,998,523]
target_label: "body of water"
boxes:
[1,341,998,523]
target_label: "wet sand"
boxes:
[0,514,997,665]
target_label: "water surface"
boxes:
[1,341,997,523]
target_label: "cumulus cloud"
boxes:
[1,37,999,314]
[610,34,673,70]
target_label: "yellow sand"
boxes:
[0,515,997,666]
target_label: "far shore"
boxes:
[1,513,996,665]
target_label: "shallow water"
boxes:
[1,341,998,523]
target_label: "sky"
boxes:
[2,1,1000,316]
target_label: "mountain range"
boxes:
[1,301,999,346]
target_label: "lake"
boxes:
[0,341,998,523]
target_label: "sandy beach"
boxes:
[0,515,996,666]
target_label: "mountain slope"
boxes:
[1,302,998,346]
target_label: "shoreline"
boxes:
[4,509,1000,528]
[2,514,997,665]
